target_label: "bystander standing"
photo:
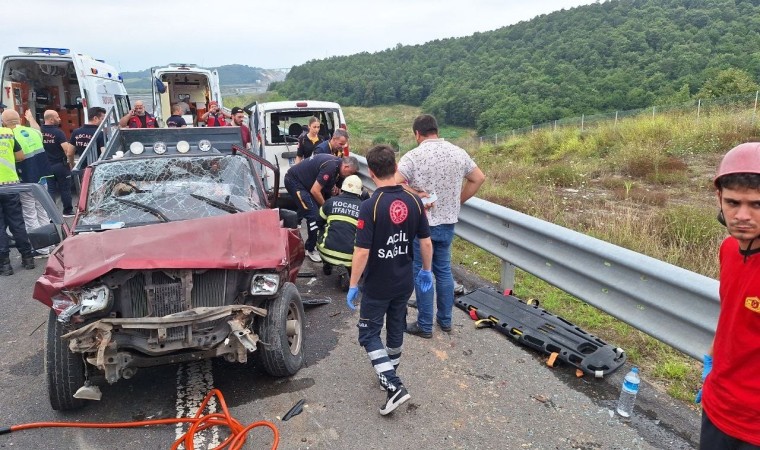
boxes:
[396,114,485,338]
[119,101,158,128]
[698,142,760,448]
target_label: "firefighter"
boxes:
[316,174,363,290]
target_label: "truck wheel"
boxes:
[45,309,86,410]
[258,282,304,377]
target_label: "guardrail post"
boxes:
[500,260,515,293]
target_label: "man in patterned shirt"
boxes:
[395,114,485,338]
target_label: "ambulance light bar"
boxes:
[18,47,70,56]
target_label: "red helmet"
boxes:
[714,142,760,187]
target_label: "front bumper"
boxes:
[63,305,266,383]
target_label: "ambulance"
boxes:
[0,47,130,135]
[151,64,223,127]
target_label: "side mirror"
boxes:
[28,223,62,250]
[279,208,299,229]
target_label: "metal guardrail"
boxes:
[353,155,719,360]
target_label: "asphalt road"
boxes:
[0,249,701,449]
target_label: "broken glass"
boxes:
[78,155,263,229]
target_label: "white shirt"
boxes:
[397,138,477,226]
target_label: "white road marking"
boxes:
[175,360,219,448]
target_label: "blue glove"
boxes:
[346,286,359,311]
[695,354,713,404]
[416,269,433,293]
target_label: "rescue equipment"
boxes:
[456,287,626,377]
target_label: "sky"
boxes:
[3,0,599,72]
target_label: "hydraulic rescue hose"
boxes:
[0,389,279,450]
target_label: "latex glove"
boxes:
[416,269,433,293]
[695,354,713,404]
[346,286,359,311]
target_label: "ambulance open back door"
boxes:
[0,47,130,139]
[151,64,223,128]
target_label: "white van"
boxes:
[0,47,130,134]
[151,64,223,127]
[251,100,347,201]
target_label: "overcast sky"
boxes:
[3,0,598,72]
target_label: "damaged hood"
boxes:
[61,209,286,287]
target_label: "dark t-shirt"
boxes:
[166,115,187,128]
[69,124,104,156]
[286,153,341,192]
[355,185,430,299]
[240,126,251,147]
[40,124,68,164]
[313,140,338,156]
[297,134,323,159]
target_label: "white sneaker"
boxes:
[306,250,322,263]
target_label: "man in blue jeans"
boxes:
[396,114,485,338]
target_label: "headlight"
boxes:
[198,139,212,152]
[129,141,144,155]
[250,274,279,295]
[79,285,113,315]
[153,141,167,155]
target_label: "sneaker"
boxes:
[306,250,322,263]
[405,322,432,339]
[62,211,75,218]
[31,250,48,259]
[380,385,410,415]
[322,263,333,276]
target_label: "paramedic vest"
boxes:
[0,127,19,184]
[127,113,158,128]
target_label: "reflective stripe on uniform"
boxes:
[326,215,358,226]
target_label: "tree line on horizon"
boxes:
[271,0,760,134]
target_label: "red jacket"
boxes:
[206,114,227,127]
[127,113,158,128]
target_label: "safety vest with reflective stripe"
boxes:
[13,126,44,157]
[13,126,51,183]
[0,127,19,183]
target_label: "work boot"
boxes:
[1,256,12,276]
[21,255,35,270]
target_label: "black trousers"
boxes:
[47,162,73,214]
[701,411,760,450]
[0,193,32,257]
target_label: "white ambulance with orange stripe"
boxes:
[0,47,130,138]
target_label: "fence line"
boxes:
[477,91,760,145]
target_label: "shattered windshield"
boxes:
[78,155,263,229]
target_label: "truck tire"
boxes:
[257,282,304,377]
[45,309,86,410]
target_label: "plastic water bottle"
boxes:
[616,367,640,418]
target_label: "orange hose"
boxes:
[7,389,279,450]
